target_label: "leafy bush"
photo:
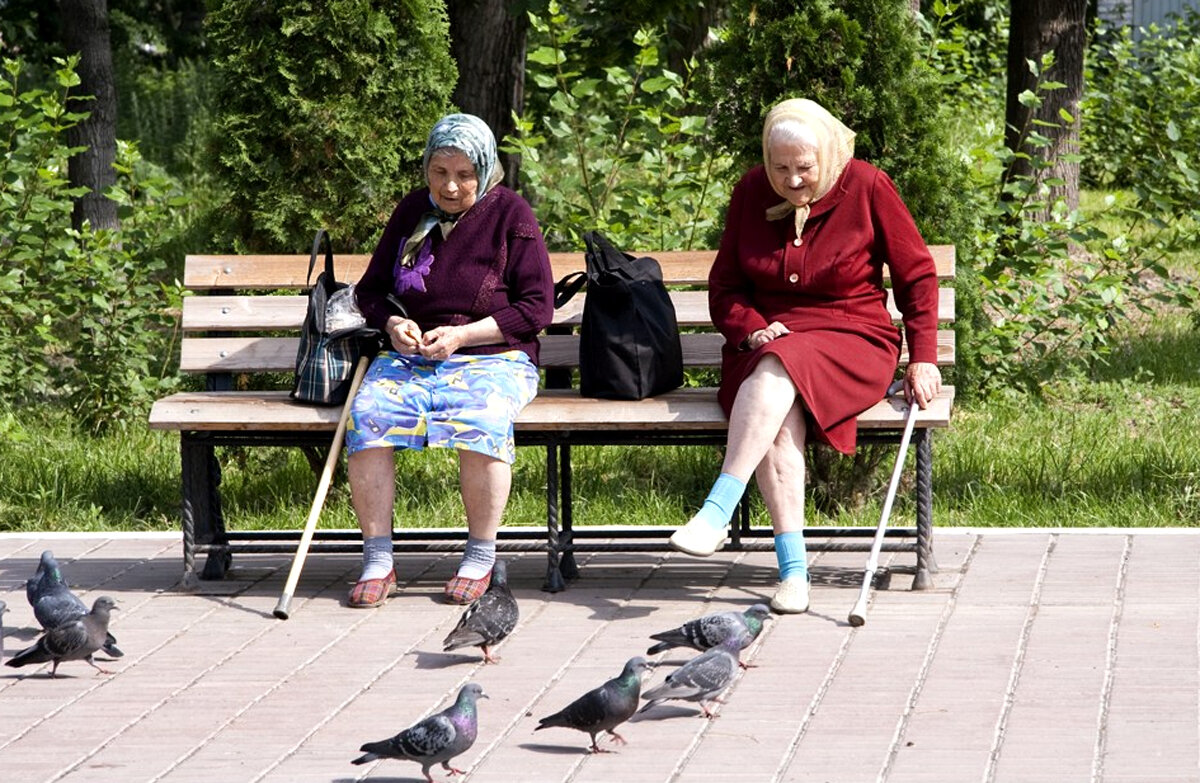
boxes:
[962,54,1199,394]
[1082,12,1200,197]
[697,0,975,247]
[205,0,457,252]
[0,56,183,431]
[505,0,733,252]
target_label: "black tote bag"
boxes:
[566,231,684,400]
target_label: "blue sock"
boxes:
[360,535,394,581]
[457,537,496,580]
[692,473,746,531]
[775,531,808,581]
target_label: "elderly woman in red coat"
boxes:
[668,98,942,614]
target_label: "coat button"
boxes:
[788,273,799,284]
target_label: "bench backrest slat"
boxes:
[182,288,955,332]
[179,330,956,374]
[176,246,957,384]
[183,245,956,290]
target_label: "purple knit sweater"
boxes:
[355,186,555,365]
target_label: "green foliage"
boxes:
[205,0,457,252]
[697,0,974,248]
[1082,12,1200,204]
[0,56,183,432]
[958,53,1199,394]
[505,0,733,251]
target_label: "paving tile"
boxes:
[1,530,1199,782]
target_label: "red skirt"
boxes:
[717,321,900,454]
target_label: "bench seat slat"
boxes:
[178,330,957,373]
[184,246,956,290]
[149,386,954,432]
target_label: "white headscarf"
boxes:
[761,98,856,239]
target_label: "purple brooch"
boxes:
[394,237,435,294]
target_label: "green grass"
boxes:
[3,321,1200,534]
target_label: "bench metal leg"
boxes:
[912,429,937,590]
[542,444,566,592]
[181,435,231,586]
[559,443,579,581]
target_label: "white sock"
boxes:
[360,536,394,581]
[456,537,496,580]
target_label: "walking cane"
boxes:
[848,385,922,627]
[274,355,372,620]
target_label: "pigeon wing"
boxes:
[393,714,457,761]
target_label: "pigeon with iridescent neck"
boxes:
[351,683,486,782]
[646,603,770,666]
[535,656,653,752]
[26,550,123,658]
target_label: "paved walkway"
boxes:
[0,529,1196,783]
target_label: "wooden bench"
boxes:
[149,247,955,590]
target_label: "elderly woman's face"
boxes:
[768,139,820,207]
[428,150,479,214]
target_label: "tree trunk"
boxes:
[1004,0,1087,212]
[59,0,119,232]
[445,0,528,190]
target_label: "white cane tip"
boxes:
[848,612,865,627]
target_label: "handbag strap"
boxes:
[553,271,587,308]
[305,229,335,288]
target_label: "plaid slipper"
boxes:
[348,569,396,608]
[443,570,492,605]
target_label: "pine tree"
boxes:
[206,0,456,251]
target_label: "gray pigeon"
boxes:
[26,550,123,658]
[535,656,653,753]
[442,559,518,664]
[6,596,119,678]
[638,635,742,719]
[351,682,486,782]
[646,603,771,662]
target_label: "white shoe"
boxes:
[770,576,810,614]
[668,517,729,557]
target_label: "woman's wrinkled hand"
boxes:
[386,316,423,354]
[904,361,942,409]
[746,321,791,350]
[418,325,465,360]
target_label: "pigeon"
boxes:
[26,550,123,658]
[646,603,771,664]
[6,596,119,677]
[351,682,486,782]
[535,656,653,753]
[442,558,518,664]
[638,634,742,719]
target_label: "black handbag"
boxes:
[290,230,378,406]
[555,231,684,400]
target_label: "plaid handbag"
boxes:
[290,230,378,406]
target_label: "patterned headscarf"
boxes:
[397,113,506,273]
[761,98,856,240]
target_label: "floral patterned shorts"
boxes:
[345,350,539,464]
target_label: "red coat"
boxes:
[709,159,939,454]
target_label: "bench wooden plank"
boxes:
[182,288,955,332]
[183,245,957,290]
[178,330,957,373]
[148,386,955,432]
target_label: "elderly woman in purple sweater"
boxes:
[346,114,555,608]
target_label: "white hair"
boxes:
[767,119,819,152]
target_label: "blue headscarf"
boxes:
[422,113,503,200]
[396,114,505,275]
